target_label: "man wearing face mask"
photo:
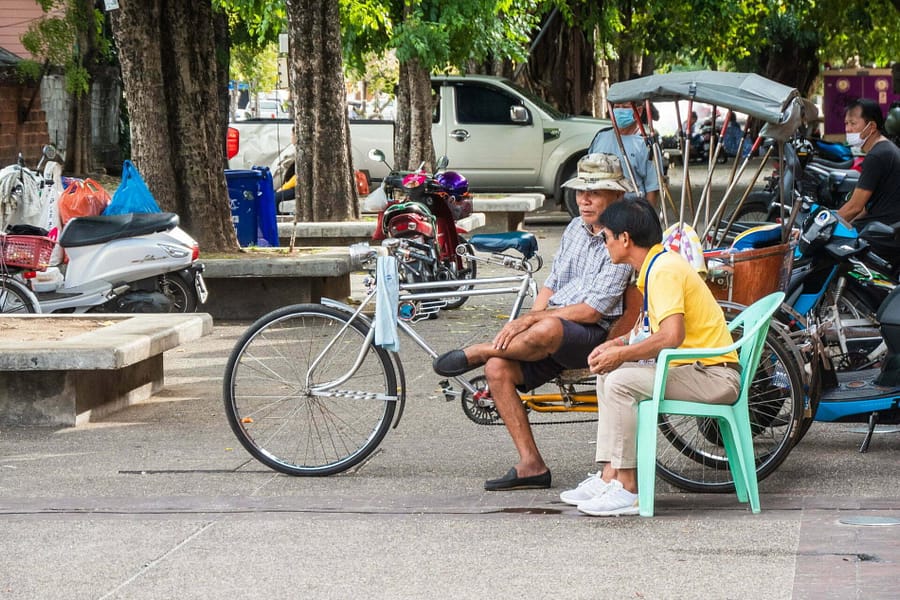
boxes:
[838,98,900,230]
[588,103,660,206]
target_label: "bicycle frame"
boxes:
[316,269,535,401]
[316,280,600,424]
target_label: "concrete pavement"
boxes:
[2,216,899,599]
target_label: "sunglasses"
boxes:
[597,229,622,245]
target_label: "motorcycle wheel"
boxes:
[159,271,198,312]
[0,276,39,313]
[818,286,883,371]
[444,241,477,310]
[729,191,774,223]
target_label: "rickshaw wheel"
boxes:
[654,321,804,493]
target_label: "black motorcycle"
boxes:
[731,138,860,223]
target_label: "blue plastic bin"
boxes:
[224,167,279,247]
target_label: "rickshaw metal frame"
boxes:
[605,70,808,246]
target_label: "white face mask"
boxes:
[846,123,871,148]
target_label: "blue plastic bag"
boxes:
[103,160,162,215]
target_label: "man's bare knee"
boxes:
[518,317,565,352]
[485,357,522,387]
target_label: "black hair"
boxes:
[846,98,885,134]
[600,197,662,247]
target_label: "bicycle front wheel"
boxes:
[223,304,398,476]
[654,325,803,493]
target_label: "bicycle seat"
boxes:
[469,231,538,259]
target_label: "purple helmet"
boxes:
[435,170,468,195]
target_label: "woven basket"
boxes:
[704,243,793,306]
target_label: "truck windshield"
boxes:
[501,79,566,120]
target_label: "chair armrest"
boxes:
[650,340,746,405]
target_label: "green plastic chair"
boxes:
[635,291,785,517]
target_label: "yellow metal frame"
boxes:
[519,381,598,413]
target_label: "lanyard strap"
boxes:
[641,249,666,328]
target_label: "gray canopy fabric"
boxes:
[607,71,800,125]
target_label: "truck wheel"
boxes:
[562,165,579,217]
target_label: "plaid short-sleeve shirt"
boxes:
[542,218,632,325]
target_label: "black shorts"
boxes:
[517,319,609,392]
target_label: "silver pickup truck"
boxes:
[227,74,611,213]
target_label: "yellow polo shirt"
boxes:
[636,244,738,367]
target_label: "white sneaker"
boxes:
[559,472,611,506]
[577,479,639,516]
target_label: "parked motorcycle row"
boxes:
[721,129,900,452]
[731,135,864,223]
[363,148,541,318]
[0,145,207,314]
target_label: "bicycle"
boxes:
[223,236,804,492]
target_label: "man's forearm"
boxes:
[838,188,871,222]
[527,296,603,325]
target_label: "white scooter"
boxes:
[13,212,208,313]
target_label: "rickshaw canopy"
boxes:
[608,71,800,127]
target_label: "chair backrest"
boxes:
[727,292,785,395]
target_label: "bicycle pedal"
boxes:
[438,379,460,401]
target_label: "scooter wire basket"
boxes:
[0,235,56,271]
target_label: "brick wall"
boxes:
[0,80,50,166]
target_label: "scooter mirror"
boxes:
[436,155,449,171]
[42,145,57,161]
[368,149,386,163]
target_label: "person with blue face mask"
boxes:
[588,103,660,206]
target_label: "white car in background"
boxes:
[255,98,291,120]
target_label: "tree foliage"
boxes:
[20,0,114,96]
[214,0,285,97]
[341,0,538,169]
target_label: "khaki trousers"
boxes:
[595,362,741,468]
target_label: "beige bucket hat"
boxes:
[561,153,634,192]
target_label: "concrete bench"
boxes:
[275,212,486,246]
[472,194,544,233]
[0,313,212,427]
[202,250,355,320]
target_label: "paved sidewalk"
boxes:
[1,221,899,599]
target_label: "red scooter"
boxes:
[366,150,476,309]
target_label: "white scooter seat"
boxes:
[60,213,180,248]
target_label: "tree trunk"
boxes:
[110,0,237,252]
[758,40,820,97]
[519,9,594,115]
[213,11,231,161]
[285,0,358,222]
[63,0,96,175]
[395,58,435,171]
[394,60,412,170]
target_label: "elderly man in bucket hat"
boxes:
[432,153,634,491]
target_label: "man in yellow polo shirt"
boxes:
[559,198,741,516]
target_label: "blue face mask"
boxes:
[613,107,636,129]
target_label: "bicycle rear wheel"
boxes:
[223,304,398,476]
[654,326,803,493]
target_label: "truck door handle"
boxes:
[450,129,470,142]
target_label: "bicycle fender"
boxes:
[321,296,408,429]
